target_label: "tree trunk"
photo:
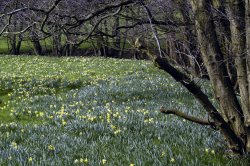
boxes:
[30,26,43,55]
[224,0,250,152]
[112,16,121,58]
[211,0,238,86]
[9,35,17,55]
[32,37,43,56]
[9,34,22,55]
[246,0,250,152]
[62,34,75,56]
[190,0,246,153]
[52,26,62,56]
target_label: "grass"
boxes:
[0,38,35,54]
[0,55,249,165]
[0,37,93,55]
[0,39,10,54]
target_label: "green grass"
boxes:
[0,39,10,54]
[0,37,93,55]
[0,38,34,54]
[0,55,249,165]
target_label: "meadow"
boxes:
[0,37,93,55]
[0,55,249,165]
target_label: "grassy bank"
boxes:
[0,55,248,165]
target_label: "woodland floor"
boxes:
[0,55,249,165]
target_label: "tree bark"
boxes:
[212,0,238,87]
[190,0,246,152]
[225,0,250,126]
[246,0,250,152]
[224,0,250,152]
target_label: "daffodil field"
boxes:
[0,55,248,165]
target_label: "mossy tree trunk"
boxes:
[183,0,249,154]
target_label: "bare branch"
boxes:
[71,6,123,48]
[0,15,12,35]
[40,0,63,34]
[2,22,37,35]
[160,107,212,126]
[0,7,28,18]
[67,0,135,29]
[140,1,162,58]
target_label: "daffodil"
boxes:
[10,142,18,149]
[28,157,33,162]
[111,125,116,130]
[48,145,55,151]
[84,158,88,164]
[170,158,175,163]
[39,112,44,117]
[114,129,121,135]
[102,159,107,164]
[74,159,79,164]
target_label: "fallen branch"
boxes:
[160,107,213,126]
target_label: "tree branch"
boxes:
[160,107,212,126]
[0,7,28,18]
[70,6,123,48]
[155,57,244,153]
[140,1,162,58]
[0,15,12,35]
[2,22,37,35]
[40,0,63,35]
[67,0,135,30]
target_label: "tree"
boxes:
[154,0,250,154]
